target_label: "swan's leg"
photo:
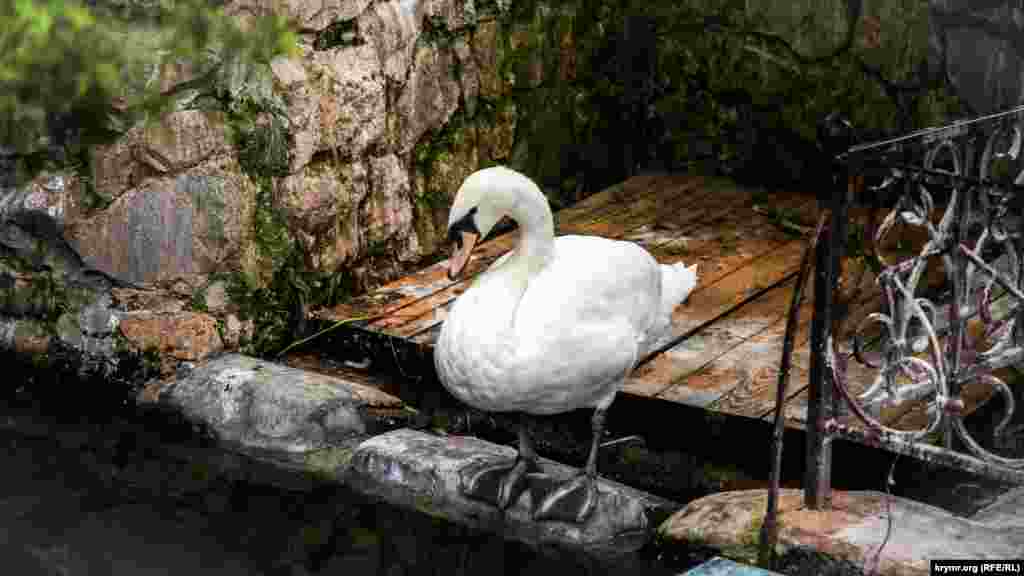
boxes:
[533,407,605,523]
[463,414,538,510]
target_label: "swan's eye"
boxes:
[447,206,479,247]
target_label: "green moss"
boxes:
[633,0,931,173]
[221,174,356,358]
[313,19,365,51]
[1,264,84,325]
[420,14,460,48]
[347,526,380,549]
[477,0,513,20]
[303,446,355,481]
[730,513,775,564]
[233,112,290,178]
[183,174,228,243]
[124,343,165,375]
[69,148,113,213]
[216,59,290,179]
[680,509,774,566]
[413,107,472,209]
[188,284,209,313]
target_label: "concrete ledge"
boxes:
[347,428,679,559]
[682,556,784,575]
[141,353,418,477]
[659,489,1024,576]
[972,486,1024,531]
[140,353,678,559]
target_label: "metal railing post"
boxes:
[805,157,849,510]
[805,208,832,509]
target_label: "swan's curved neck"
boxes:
[506,182,555,279]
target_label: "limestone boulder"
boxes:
[90,132,145,207]
[137,110,234,174]
[363,154,418,260]
[392,43,462,154]
[471,20,506,100]
[147,353,410,455]
[274,159,369,272]
[91,110,233,206]
[269,55,317,174]
[66,155,256,286]
[452,37,480,116]
[418,0,478,32]
[279,44,386,173]
[118,310,224,362]
[318,44,387,154]
[357,0,420,84]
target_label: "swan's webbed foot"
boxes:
[463,455,538,510]
[532,406,609,524]
[533,471,598,523]
[462,415,539,510]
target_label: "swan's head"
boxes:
[445,166,535,280]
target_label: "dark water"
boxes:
[0,349,690,576]
[0,425,683,576]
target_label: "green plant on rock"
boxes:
[218,56,291,179]
[420,14,457,48]
[313,18,364,51]
[1,0,298,184]
[233,111,290,178]
[225,176,358,357]
[188,284,208,313]
[413,107,471,209]
[65,148,113,213]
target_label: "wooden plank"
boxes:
[636,276,810,406]
[645,263,881,415]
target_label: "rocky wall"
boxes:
[0,0,948,368]
[930,1,1024,115]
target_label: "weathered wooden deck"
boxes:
[319,174,998,432]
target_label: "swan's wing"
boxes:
[515,235,661,337]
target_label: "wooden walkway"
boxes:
[319,174,998,431]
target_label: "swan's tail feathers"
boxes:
[660,262,698,315]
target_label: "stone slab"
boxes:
[346,427,679,559]
[659,489,1024,576]
[682,557,784,576]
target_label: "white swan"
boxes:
[435,166,698,523]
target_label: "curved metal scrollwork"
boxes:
[834,113,1024,468]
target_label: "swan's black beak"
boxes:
[447,230,479,281]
